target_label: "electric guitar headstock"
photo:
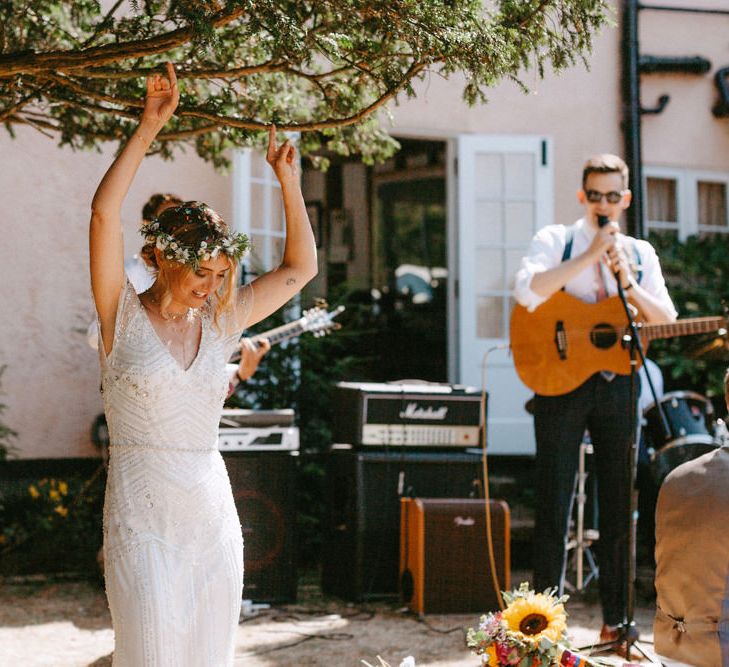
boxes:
[301,302,345,338]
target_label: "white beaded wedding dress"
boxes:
[98,279,252,666]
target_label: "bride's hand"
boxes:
[141,62,179,127]
[266,124,299,188]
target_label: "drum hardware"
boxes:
[565,439,600,592]
[715,418,729,446]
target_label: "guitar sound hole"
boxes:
[590,323,618,349]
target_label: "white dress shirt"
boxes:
[513,218,677,320]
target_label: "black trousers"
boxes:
[532,373,637,626]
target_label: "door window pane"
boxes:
[504,153,535,199]
[475,249,503,292]
[504,201,535,245]
[475,201,503,244]
[474,154,503,198]
[476,296,504,339]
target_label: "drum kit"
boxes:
[642,390,727,486]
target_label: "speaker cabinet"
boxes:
[321,449,484,600]
[222,451,298,603]
[400,498,510,614]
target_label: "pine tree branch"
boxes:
[0,6,246,77]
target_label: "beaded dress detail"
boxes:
[99,279,252,667]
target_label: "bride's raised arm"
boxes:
[89,63,179,355]
[241,125,318,328]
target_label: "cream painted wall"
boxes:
[388,17,623,228]
[0,126,232,459]
[639,1,729,171]
[388,2,729,218]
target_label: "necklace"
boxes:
[144,293,199,325]
[142,293,202,368]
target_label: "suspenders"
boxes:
[560,226,643,284]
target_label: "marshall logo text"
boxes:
[398,403,448,421]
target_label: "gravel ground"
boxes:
[0,572,662,667]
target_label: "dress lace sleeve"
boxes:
[221,282,254,358]
[97,278,137,368]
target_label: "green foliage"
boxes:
[0,0,611,167]
[0,366,17,461]
[0,469,106,574]
[648,232,729,411]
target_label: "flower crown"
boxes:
[140,205,250,269]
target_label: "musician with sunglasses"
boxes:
[513,154,677,649]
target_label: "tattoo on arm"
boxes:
[286,278,296,286]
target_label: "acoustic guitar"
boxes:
[510,291,726,396]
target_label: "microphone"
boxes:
[597,214,626,290]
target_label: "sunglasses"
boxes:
[585,189,626,204]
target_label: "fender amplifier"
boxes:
[400,498,510,614]
[333,381,483,448]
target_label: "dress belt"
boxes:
[109,442,218,452]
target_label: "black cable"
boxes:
[237,631,355,657]
[415,615,467,635]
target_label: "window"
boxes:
[645,177,678,233]
[644,167,729,239]
[698,181,727,230]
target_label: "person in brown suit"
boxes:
[654,368,729,667]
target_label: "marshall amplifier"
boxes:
[332,382,484,449]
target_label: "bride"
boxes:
[90,63,317,665]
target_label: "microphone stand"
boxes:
[582,216,667,662]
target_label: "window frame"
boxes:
[644,166,729,239]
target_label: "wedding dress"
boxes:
[98,279,252,666]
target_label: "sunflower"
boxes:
[501,592,567,645]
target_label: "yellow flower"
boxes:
[28,485,40,499]
[58,481,68,496]
[54,505,68,518]
[501,592,567,645]
[484,645,499,667]
[49,490,61,502]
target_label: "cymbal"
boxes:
[689,336,729,360]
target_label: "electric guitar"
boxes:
[229,303,345,361]
[510,291,727,396]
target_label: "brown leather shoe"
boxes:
[599,624,640,659]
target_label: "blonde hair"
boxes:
[582,154,629,189]
[141,202,240,330]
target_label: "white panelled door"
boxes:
[457,135,553,455]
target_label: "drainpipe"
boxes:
[622,0,643,238]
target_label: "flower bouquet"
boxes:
[467,583,606,667]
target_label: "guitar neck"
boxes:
[252,319,306,347]
[642,316,726,341]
